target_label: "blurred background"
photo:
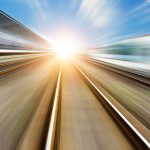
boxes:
[0,0,150,150]
[0,0,150,56]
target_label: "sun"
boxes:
[52,33,81,58]
[54,40,75,58]
[50,29,86,58]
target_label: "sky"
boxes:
[0,0,150,49]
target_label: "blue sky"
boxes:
[0,0,150,48]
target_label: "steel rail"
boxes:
[73,63,150,150]
[45,63,62,150]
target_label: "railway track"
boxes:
[45,60,150,150]
[0,54,149,149]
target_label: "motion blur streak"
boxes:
[72,56,150,136]
[0,0,150,150]
[0,55,60,149]
[55,61,134,150]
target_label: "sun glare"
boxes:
[54,41,75,58]
[52,33,82,58]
